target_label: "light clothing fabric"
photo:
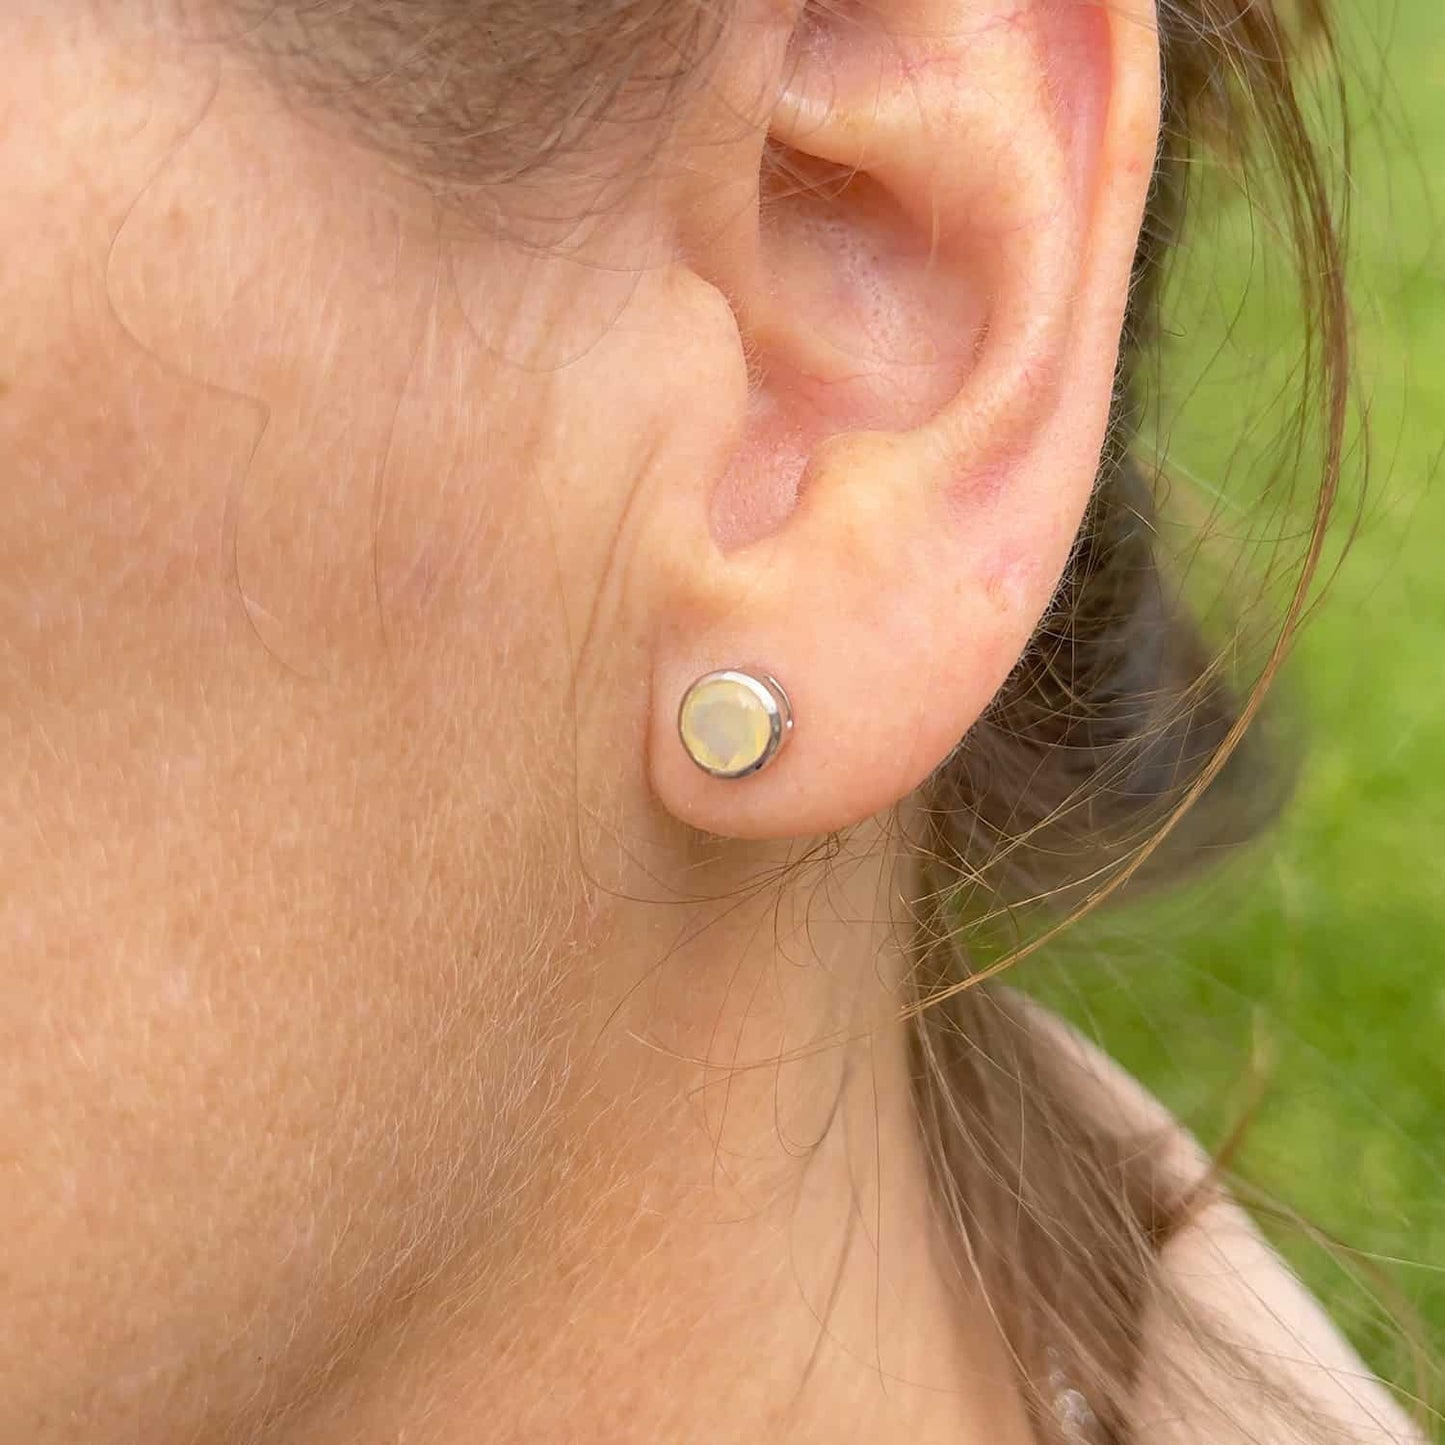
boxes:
[1031,1006,1429,1444]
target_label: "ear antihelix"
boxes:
[766,10,1081,486]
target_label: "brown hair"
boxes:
[232,1,1396,1438]
[909,2,1365,1437]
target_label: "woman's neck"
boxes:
[282,823,1037,1444]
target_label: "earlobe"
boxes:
[647,0,1159,841]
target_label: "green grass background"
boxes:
[1019,0,1444,1425]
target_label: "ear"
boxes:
[644,0,1160,840]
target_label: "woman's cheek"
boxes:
[1,20,599,1437]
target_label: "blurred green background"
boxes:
[1022,0,1444,1424]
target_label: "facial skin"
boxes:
[1,3,1158,1441]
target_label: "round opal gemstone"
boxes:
[678,671,789,778]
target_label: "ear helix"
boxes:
[677,670,794,779]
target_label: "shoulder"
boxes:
[1016,998,1427,1445]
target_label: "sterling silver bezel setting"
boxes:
[677,669,794,779]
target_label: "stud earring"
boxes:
[678,670,793,779]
